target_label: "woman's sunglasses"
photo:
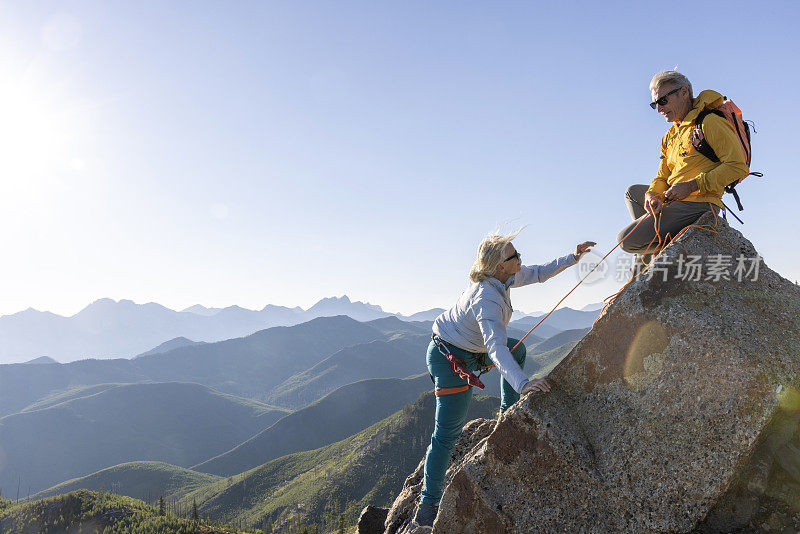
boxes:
[649,86,682,109]
[504,251,521,263]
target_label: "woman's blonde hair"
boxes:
[469,228,523,283]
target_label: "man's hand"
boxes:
[664,180,699,202]
[645,194,663,216]
[521,377,550,395]
[575,241,596,258]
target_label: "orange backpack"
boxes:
[691,98,762,220]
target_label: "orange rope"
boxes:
[512,196,720,350]
[593,197,671,323]
[510,211,651,352]
[593,200,720,326]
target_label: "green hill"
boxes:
[265,333,430,408]
[0,315,384,417]
[18,383,125,412]
[529,340,580,378]
[180,392,499,531]
[529,327,589,355]
[133,315,385,400]
[0,382,289,496]
[0,358,147,418]
[0,496,12,514]
[0,489,254,533]
[193,374,434,476]
[30,461,221,503]
[364,316,432,334]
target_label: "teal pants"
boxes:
[420,337,526,506]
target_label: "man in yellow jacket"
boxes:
[617,71,748,265]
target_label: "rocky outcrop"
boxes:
[382,418,497,534]
[427,213,800,533]
[358,505,390,534]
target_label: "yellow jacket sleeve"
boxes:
[694,114,749,194]
[646,133,671,197]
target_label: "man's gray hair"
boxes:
[469,228,523,283]
[650,70,693,99]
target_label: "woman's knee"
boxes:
[431,431,462,451]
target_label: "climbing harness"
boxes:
[431,334,494,395]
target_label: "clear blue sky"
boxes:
[0,1,797,317]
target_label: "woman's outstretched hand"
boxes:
[575,241,596,258]
[521,377,550,395]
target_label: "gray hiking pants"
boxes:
[617,184,719,255]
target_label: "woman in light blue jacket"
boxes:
[412,230,595,528]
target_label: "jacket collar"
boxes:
[484,277,513,308]
[677,89,725,126]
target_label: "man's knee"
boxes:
[618,227,638,253]
[625,184,648,202]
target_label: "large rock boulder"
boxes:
[431,213,800,533]
[358,505,390,534]
[384,418,497,534]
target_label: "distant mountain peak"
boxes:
[260,304,304,313]
[316,295,352,305]
[305,295,389,323]
[309,295,381,310]
[24,355,58,364]
[181,304,224,316]
[134,336,204,358]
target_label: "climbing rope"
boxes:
[511,194,720,351]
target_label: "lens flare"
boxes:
[777,386,800,413]
[624,320,669,388]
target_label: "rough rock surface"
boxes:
[430,213,800,533]
[384,418,497,534]
[357,505,390,534]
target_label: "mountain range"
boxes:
[17,392,498,532]
[0,296,601,363]
[0,305,588,532]
[180,392,499,531]
[0,382,289,495]
[0,315,390,417]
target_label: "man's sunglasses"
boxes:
[649,86,682,109]
[504,251,521,263]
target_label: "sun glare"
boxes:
[0,69,90,221]
[1,84,67,180]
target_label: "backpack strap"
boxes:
[693,108,756,213]
[691,109,725,163]
[724,183,744,211]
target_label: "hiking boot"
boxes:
[411,502,438,528]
